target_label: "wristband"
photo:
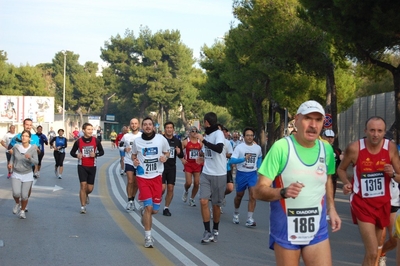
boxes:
[280,188,288,199]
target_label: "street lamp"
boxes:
[61,50,67,124]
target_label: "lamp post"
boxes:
[62,50,67,123]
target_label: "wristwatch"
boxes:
[280,188,288,199]
[392,171,396,179]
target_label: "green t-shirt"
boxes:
[258,135,335,181]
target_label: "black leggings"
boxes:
[53,151,66,167]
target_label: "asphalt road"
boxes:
[0,143,396,265]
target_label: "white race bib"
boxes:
[361,172,385,198]
[287,207,320,245]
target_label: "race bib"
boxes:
[361,172,385,198]
[244,153,256,169]
[82,146,94,157]
[189,149,199,159]
[144,158,158,174]
[287,207,320,244]
[204,147,212,159]
[169,146,175,158]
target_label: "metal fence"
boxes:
[337,91,395,150]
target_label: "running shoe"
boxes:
[120,170,124,175]
[211,229,219,243]
[163,208,172,216]
[36,172,40,178]
[80,206,86,214]
[12,203,20,214]
[86,195,90,205]
[378,255,387,266]
[58,175,62,179]
[245,218,257,227]
[33,173,38,179]
[182,191,188,202]
[126,200,134,211]
[7,172,11,179]
[233,213,240,224]
[144,236,154,248]
[189,198,196,207]
[19,210,26,219]
[201,231,214,244]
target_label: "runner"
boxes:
[230,127,262,227]
[69,123,104,214]
[119,118,142,211]
[131,117,170,248]
[109,129,117,149]
[1,125,16,178]
[255,100,341,265]
[50,129,67,179]
[338,116,400,266]
[181,126,203,207]
[116,126,128,175]
[34,125,48,178]
[196,112,226,244]
[161,121,184,216]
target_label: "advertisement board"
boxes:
[0,96,54,123]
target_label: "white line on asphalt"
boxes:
[108,161,219,266]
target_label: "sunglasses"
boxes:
[191,130,198,133]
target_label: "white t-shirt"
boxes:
[202,129,226,176]
[132,134,169,179]
[232,142,262,172]
[119,131,142,165]
[2,132,17,147]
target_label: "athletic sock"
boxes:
[204,221,211,232]
[213,222,219,231]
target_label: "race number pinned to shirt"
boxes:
[204,147,212,159]
[82,146,94,157]
[244,153,256,169]
[287,207,320,245]
[189,149,199,159]
[169,146,175,158]
[361,172,385,198]
[144,158,158,174]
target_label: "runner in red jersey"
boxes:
[181,126,203,207]
[70,123,104,214]
[338,116,400,266]
[116,126,128,175]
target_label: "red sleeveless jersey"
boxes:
[352,138,391,207]
[185,140,202,163]
[78,137,97,167]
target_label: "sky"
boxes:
[0,0,236,67]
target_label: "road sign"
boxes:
[324,113,332,128]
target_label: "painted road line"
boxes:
[32,179,63,191]
[111,161,219,266]
[98,159,175,266]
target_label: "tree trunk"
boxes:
[326,63,339,149]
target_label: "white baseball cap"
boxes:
[296,100,325,116]
[324,129,335,137]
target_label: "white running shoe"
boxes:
[19,210,26,219]
[189,198,196,207]
[245,218,257,227]
[13,203,20,214]
[233,213,240,224]
[80,206,86,214]
[182,191,188,202]
[378,255,387,266]
[144,236,154,248]
[126,200,134,211]
[201,231,214,244]
[120,170,124,175]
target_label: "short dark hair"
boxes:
[142,117,154,126]
[58,129,64,134]
[164,121,174,128]
[243,127,255,137]
[82,122,93,130]
[37,125,42,129]
[204,112,217,126]
[21,130,31,138]
[23,118,32,125]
